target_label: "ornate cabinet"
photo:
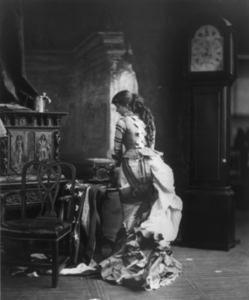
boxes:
[0,111,68,219]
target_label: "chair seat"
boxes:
[1,219,72,240]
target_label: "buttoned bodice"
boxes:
[121,114,148,158]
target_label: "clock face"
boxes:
[190,25,224,72]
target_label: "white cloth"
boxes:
[81,186,91,236]
[139,152,183,244]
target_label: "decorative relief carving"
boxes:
[0,112,66,175]
[6,175,19,183]
[5,190,41,206]
[0,136,8,175]
[44,116,49,126]
[54,130,61,161]
[27,115,35,127]
[40,116,44,126]
[55,116,61,127]
[26,190,42,204]
[2,115,7,126]
[1,112,67,216]
[14,115,18,126]
[35,132,52,162]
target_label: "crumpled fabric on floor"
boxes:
[99,233,182,291]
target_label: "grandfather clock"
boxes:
[181,13,237,250]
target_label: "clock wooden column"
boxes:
[181,13,237,251]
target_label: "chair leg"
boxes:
[52,241,59,288]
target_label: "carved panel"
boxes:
[7,129,55,175]
[0,112,66,176]
[54,130,61,161]
[5,190,41,206]
[0,136,8,176]
[0,111,67,216]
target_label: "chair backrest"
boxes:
[21,160,76,221]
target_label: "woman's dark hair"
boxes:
[112,90,155,147]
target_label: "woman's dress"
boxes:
[99,112,183,290]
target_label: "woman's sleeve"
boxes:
[150,124,156,149]
[151,130,156,149]
[114,118,126,164]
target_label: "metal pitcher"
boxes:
[35,93,51,112]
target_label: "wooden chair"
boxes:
[1,160,76,288]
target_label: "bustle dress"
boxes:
[99,112,183,290]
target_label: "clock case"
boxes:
[183,13,237,85]
[181,13,238,251]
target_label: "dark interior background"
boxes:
[1,0,249,204]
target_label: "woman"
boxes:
[99,90,183,290]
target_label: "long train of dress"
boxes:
[99,149,183,290]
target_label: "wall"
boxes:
[231,58,249,144]
[23,0,249,196]
[26,32,138,176]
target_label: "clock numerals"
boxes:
[185,15,236,82]
[195,25,220,39]
[190,26,224,72]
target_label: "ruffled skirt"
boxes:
[100,149,183,290]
